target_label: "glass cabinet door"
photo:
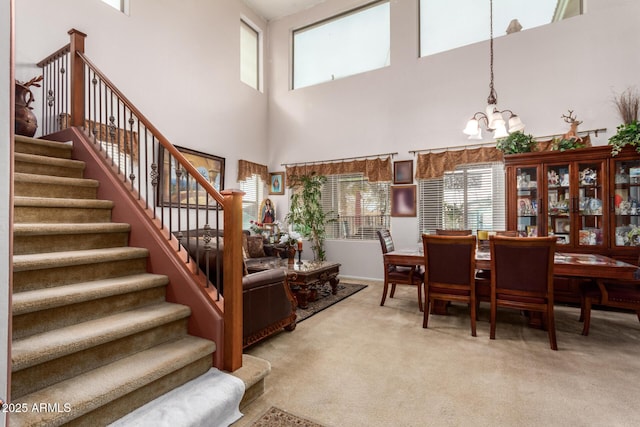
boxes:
[546,163,571,245]
[613,158,640,247]
[576,161,606,248]
[516,166,539,237]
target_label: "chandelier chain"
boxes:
[487,0,497,106]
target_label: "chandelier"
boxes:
[463,0,524,140]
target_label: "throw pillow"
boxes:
[246,235,266,258]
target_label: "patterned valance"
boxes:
[285,157,392,184]
[416,146,503,180]
[237,159,269,183]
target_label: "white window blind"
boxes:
[418,162,505,235]
[321,174,390,240]
[240,174,265,229]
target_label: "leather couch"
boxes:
[242,268,297,348]
[177,229,296,347]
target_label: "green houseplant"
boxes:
[496,131,536,154]
[609,87,640,156]
[285,173,333,261]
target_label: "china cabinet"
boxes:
[505,145,640,301]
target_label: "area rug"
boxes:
[295,282,367,323]
[251,406,324,427]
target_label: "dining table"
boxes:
[384,249,639,280]
[385,249,639,317]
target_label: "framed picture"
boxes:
[393,160,413,184]
[158,146,225,209]
[391,185,416,217]
[269,172,285,195]
[526,225,538,237]
[555,234,570,245]
[555,218,571,233]
[259,198,276,224]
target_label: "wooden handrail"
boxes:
[39,29,245,370]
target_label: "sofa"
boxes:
[177,229,296,347]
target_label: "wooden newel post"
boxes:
[68,29,87,128]
[221,189,245,372]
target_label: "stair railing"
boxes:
[36,29,244,371]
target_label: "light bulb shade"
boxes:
[463,119,480,136]
[494,122,509,138]
[508,115,525,132]
[468,128,483,140]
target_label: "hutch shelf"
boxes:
[504,144,640,302]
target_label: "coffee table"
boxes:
[247,259,341,309]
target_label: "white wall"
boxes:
[1,0,11,423]
[15,0,269,191]
[267,0,640,279]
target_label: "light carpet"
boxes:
[109,368,244,427]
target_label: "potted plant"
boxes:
[285,173,333,261]
[609,87,640,156]
[552,137,586,152]
[496,131,536,154]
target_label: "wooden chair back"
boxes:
[435,229,472,236]
[489,235,557,349]
[422,234,478,336]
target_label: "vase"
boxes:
[15,82,38,137]
[287,246,296,266]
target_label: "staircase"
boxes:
[10,135,220,426]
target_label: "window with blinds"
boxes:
[321,173,390,240]
[418,162,505,235]
[240,174,265,229]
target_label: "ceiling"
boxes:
[242,0,327,21]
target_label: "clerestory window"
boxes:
[419,0,583,57]
[292,0,390,90]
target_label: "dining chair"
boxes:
[377,229,424,311]
[422,234,477,336]
[435,229,472,236]
[476,231,519,302]
[489,235,558,350]
[580,274,640,336]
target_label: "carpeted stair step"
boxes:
[10,335,215,427]
[14,172,99,199]
[14,134,72,159]
[13,222,131,255]
[12,273,170,339]
[14,196,114,223]
[13,247,150,292]
[15,151,85,178]
[11,302,193,400]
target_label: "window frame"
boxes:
[320,173,391,241]
[291,0,391,90]
[418,0,584,58]
[240,173,266,229]
[240,18,261,91]
[418,162,505,236]
[100,0,129,14]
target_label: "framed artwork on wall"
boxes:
[391,185,416,217]
[393,160,413,184]
[269,172,285,195]
[158,145,225,209]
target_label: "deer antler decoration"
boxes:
[561,110,583,142]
